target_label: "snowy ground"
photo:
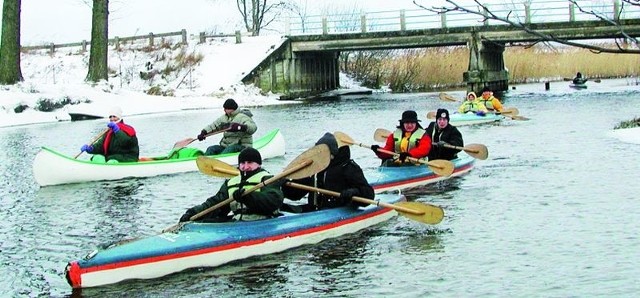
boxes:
[0,35,369,128]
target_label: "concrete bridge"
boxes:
[242,1,640,99]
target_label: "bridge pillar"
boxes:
[463,31,509,94]
[242,41,339,100]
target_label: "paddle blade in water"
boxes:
[394,201,444,224]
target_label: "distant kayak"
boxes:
[570,83,588,89]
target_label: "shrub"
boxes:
[614,117,640,129]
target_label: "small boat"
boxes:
[449,112,505,126]
[64,193,405,288]
[570,83,588,89]
[369,154,475,193]
[33,129,285,186]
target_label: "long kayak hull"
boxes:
[33,129,285,186]
[64,193,404,288]
[449,113,505,126]
[369,154,475,193]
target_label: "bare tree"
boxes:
[86,0,109,83]
[414,0,640,54]
[236,0,290,36]
[0,0,24,85]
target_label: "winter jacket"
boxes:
[202,109,257,148]
[91,121,139,162]
[186,168,284,221]
[375,127,431,164]
[282,146,374,210]
[425,122,464,161]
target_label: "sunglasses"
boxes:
[109,115,119,119]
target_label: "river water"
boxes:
[1,79,639,297]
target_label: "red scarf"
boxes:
[103,121,136,155]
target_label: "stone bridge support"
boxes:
[242,41,339,100]
[463,30,510,94]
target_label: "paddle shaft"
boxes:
[285,182,424,215]
[174,128,231,150]
[74,129,109,159]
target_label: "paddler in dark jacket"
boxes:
[179,147,284,222]
[282,132,374,211]
[425,108,463,161]
[80,106,139,163]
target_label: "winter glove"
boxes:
[179,208,197,222]
[436,141,447,148]
[475,111,486,116]
[80,144,93,153]
[370,145,380,153]
[228,123,247,132]
[339,188,359,200]
[398,152,410,162]
[232,188,247,203]
[197,130,207,141]
[107,121,120,133]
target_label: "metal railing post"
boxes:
[400,10,406,31]
[361,14,367,33]
[569,3,576,22]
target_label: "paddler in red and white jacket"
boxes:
[370,110,432,166]
[80,106,139,163]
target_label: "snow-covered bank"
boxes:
[0,36,287,128]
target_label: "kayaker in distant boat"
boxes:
[458,92,488,115]
[426,108,464,161]
[282,132,374,211]
[197,98,257,156]
[79,106,139,163]
[371,110,431,166]
[478,87,504,113]
[178,147,284,222]
[573,72,587,84]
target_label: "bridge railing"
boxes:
[287,0,640,35]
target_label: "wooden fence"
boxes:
[21,29,248,54]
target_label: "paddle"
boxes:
[373,128,488,160]
[74,129,109,159]
[162,144,331,233]
[439,92,458,102]
[563,77,601,83]
[333,131,454,177]
[196,157,444,225]
[172,127,231,150]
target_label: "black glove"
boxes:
[228,123,247,132]
[371,145,380,153]
[232,188,246,203]
[197,130,207,141]
[398,152,410,162]
[179,208,197,222]
[339,188,359,200]
[436,141,447,148]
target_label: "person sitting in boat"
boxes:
[370,110,431,167]
[458,92,488,116]
[79,106,139,163]
[573,72,587,85]
[478,87,504,113]
[178,147,284,222]
[426,108,463,161]
[281,133,374,211]
[197,98,257,156]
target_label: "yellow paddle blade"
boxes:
[373,128,391,142]
[284,144,331,179]
[196,156,238,178]
[426,111,436,119]
[500,107,519,116]
[464,143,489,160]
[334,131,355,147]
[394,201,444,224]
[439,92,458,102]
[426,159,454,177]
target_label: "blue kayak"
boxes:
[369,154,475,193]
[65,193,405,288]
